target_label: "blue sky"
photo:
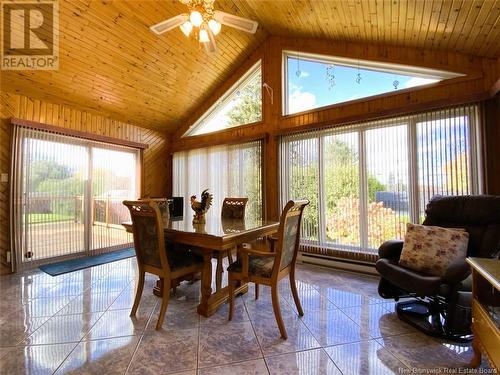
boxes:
[287,57,440,114]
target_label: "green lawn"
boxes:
[25,213,75,224]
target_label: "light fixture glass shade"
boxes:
[190,11,203,27]
[208,19,221,35]
[180,21,193,37]
[199,28,209,43]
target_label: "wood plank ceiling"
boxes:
[2,0,499,132]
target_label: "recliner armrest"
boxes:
[441,258,471,285]
[378,240,404,261]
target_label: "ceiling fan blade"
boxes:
[214,10,258,34]
[150,13,188,35]
[204,29,217,54]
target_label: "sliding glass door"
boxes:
[18,133,89,261]
[12,127,139,269]
[91,147,139,250]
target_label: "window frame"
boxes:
[282,50,464,116]
[279,105,482,254]
[183,60,263,137]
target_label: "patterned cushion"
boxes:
[227,255,275,277]
[398,223,469,276]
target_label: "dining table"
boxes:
[122,215,279,317]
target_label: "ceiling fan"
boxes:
[150,0,259,53]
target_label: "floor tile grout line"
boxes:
[124,279,159,375]
[196,298,201,373]
[241,293,269,374]
[319,346,346,375]
[123,298,158,374]
[50,267,121,374]
[50,267,139,374]
[19,285,93,347]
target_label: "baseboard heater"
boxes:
[298,252,378,276]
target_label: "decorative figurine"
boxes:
[190,189,213,224]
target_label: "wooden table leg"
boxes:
[215,253,223,292]
[470,337,482,368]
[197,252,213,316]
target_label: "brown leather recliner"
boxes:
[376,195,500,340]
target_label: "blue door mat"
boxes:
[39,248,136,276]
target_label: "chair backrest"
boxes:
[140,198,169,221]
[123,200,170,273]
[275,199,309,272]
[423,195,500,258]
[221,197,248,219]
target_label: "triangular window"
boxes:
[284,51,463,115]
[183,60,262,137]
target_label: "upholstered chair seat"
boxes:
[227,255,275,278]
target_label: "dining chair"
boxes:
[123,200,203,330]
[227,199,309,339]
[214,197,248,291]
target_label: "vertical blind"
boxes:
[280,104,481,261]
[172,141,263,220]
[11,126,139,270]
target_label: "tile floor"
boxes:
[0,258,492,374]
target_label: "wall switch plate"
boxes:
[0,173,8,183]
[6,251,11,263]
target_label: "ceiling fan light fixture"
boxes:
[190,10,203,27]
[208,19,221,35]
[180,21,193,36]
[150,1,259,53]
[199,28,209,43]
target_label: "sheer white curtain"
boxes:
[173,141,262,220]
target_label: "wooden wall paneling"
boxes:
[0,93,18,267]
[271,35,487,75]
[0,92,169,267]
[172,123,268,152]
[263,37,284,220]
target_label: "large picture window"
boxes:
[173,141,262,220]
[280,104,481,258]
[183,61,262,137]
[283,51,462,115]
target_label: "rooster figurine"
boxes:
[190,189,213,224]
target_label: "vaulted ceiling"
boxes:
[2,0,499,132]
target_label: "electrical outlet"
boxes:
[6,251,11,263]
[0,173,7,183]
[242,243,251,249]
